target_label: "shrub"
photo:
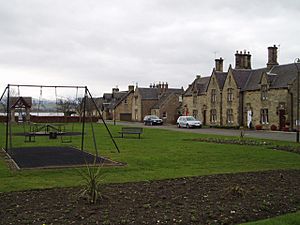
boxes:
[270,124,277,131]
[255,124,262,130]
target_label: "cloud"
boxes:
[0,0,299,96]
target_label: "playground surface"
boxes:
[6,146,123,169]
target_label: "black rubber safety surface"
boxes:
[7,146,122,169]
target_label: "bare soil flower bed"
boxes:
[0,170,299,225]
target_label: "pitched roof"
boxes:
[184,76,210,96]
[231,69,252,89]
[103,93,112,101]
[214,72,227,90]
[242,63,298,91]
[138,88,159,100]
[152,89,184,109]
[113,90,134,108]
[268,63,298,88]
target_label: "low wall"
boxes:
[0,116,99,123]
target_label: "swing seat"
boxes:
[49,132,58,139]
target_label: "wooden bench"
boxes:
[119,127,143,139]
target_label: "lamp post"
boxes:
[294,58,300,143]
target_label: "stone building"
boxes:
[112,86,135,121]
[132,83,183,123]
[100,86,134,120]
[182,75,210,124]
[183,45,299,130]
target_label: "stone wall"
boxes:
[206,75,222,126]
[156,93,181,124]
[221,72,240,127]
[243,88,289,129]
[114,92,134,121]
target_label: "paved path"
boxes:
[107,121,297,142]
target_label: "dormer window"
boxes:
[211,89,216,103]
[227,88,233,102]
[261,85,268,100]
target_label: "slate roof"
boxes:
[242,63,297,91]
[152,89,184,109]
[103,93,112,101]
[268,63,298,88]
[214,72,227,90]
[231,69,252,89]
[184,76,210,96]
[138,88,159,100]
[113,90,134,108]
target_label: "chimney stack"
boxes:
[112,87,119,93]
[235,51,243,69]
[235,50,251,69]
[128,85,134,91]
[215,57,224,72]
[267,45,279,69]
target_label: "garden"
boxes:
[0,123,299,224]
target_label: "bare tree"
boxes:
[57,98,77,116]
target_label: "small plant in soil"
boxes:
[78,159,104,204]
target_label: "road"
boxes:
[106,121,297,142]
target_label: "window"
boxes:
[260,108,269,124]
[227,88,233,102]
[261,85,268,100]
[211,89,216,103]
[162,112,167,118]
[226,108,234,124]
[210,109,217,123]
[193,94,197,106]
[124,98,128,104]
[192,110,198,119]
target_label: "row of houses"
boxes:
[97,45,299,131]
[98,83,184,124]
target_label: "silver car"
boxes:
[177,116,202,128]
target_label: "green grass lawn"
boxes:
[241,211,300,225]
[0,122,299,193]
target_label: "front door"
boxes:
[203,110,206,125]
[279,109,286,130]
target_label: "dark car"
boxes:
[143,115,163,125]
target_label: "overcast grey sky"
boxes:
[1,0,300,97]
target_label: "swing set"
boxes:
[0,84,121,169]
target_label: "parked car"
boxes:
[143,115,163,125]
[177,116,202,128]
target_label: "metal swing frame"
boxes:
[1,84,120,154]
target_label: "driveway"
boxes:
[107,121,297,142]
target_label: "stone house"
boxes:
[100,86,134,120]
[150,89,184,124]
[183,45,299,130]
[132,83,183,123]
[182,75,210,124]
[112,86,135,121]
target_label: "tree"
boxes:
[57,98,77,116]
